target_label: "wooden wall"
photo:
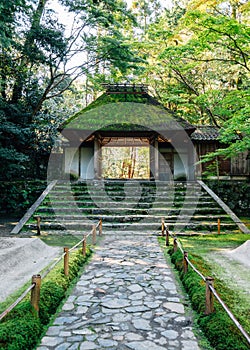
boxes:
[196,142,249,176]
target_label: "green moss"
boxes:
[166,245,250,350]
[62,92,189,132]
[0,248,92,350]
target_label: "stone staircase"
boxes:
[21,180,239,235]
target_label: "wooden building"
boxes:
[60,84,249,181]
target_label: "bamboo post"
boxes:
[165,226,169,246]
[173,238,178,252]
[205,277,215,315]
[31,274,41,313]
[92,225,96,245]
[36,216,41,235]
[218,218,221,234]
[161,218,165,236]
[64,247,69,276]
[99,218,102,236]
[183,251,188,274]
[82,236,87,257]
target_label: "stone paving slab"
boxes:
[37,233,201,350]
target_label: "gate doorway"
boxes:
[102,146,150,179]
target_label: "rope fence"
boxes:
[0,219,102,322]
[160,218,250,346]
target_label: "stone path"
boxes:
[37,233,201,350]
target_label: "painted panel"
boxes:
[64,148,79,176]
[174,153,188,180]
[80,147,94,179]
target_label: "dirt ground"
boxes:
[207,244,250,310]
[0,217,60,302]
[0,217,19,236]
[0,217,249,307]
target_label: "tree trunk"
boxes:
[11,0,48,104]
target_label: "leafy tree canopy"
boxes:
[0,0,141,180]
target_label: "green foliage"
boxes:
[39,281,65,325]
[0,302,42,350]
[168,247,250,350]
[0,248,91,350]
[0,180,46,216]
[206,180,250,215]
[0,0,140,180]
[127,3,250,159]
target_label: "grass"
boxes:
[176,232,249,253]
[160,230,250,349]
[40,233,102,247]
[0,233,97,316]
[0,248,92,350]
[240,217,250,229]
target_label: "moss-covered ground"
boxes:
[160,231,250,350]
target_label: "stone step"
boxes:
[41,201,217,210]
[25,221,237,232]
[36,206,224,215]
[30,213,232,222]
[22,180,238,235]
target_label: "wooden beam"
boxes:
[198,180,250,234]
[11,180,57,234]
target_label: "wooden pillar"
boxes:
[187,144,195,181]
[82,236,87,257]
[154,139,159,180]
[165,226,170,246]
[173,238,178,252]
[205,277,214,315]
[31,275,41,313]
[94,137,101,179]
[161,218,165,236]
[64,247,69,276]
[218,218,221,234]
[92,225,96,245]
[36,216,41,236]
[183,251,188,274]
[150,143,155,179]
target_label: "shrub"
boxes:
[0,180,46,216]
[0,302,41,350]
[39,281,65,325]
[0,247,91,350]
[169,248,249,350]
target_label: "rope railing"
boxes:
[0,219,102,322]
[209,285,250,345]
[160,219,250,346]
[0,284,35,321]
[41,251,67,279]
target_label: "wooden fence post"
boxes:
[183,251,188,274]
[36,216,41,235]
[99,218,102,236]
[82,236,87,257]
[64,247,69,276]
[173,238,178,252]
[205,277,214,315]
[161,218,165,236]
[31,274,41,313]
[218,218,221,234]
[165,226,169,246]
[92,225,96,245]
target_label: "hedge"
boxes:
[205,180,250,216]
[168,248,249,350]
[0,180,47,216]
[0,247,91,350]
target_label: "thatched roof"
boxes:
[62,84,195,134]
